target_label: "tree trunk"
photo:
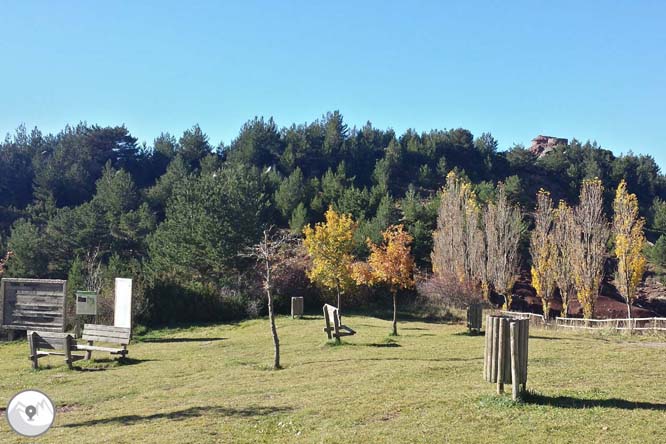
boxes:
[627,300,633,333]
[392,290,398,336]
[336,282,342,322]
[264,232,280,370]
[267,287,280,369]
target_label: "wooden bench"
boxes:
[323,304,356,342]
[28,330,85,369]
[73,324,131,360]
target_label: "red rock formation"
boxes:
[530,135,568,158]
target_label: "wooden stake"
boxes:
[497,318,506,394]
[510,321,520,400]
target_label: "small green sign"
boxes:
[75,291,97,316]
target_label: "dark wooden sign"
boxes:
[0,278,67,332]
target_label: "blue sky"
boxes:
[2,1,665,169]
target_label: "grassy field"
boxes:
[1,314,666,443]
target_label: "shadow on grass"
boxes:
[295,315,321,321]
[63,405,293,428]
[529,335,565,341]
[524,391,666,411]
[453,331,485,337]
[137,337,226,344]
[72,357,157,371]
[300,356,481,365]
[367,338,401,348]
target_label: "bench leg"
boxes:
[28,332,39,369]
[85,340,93,360]
[65,335,74,370]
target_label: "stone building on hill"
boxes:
[529,135,568,158]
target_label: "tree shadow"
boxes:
[295,315,320,320]
[367,340,401,348]
[72,357,157,371]
[299,356,481,365]
[453,331,485,337]
[62,405,293,428]
[137,337,227,344]
[529,335,564,341]
[524,391,666,411]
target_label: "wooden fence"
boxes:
[498,311,548,327]
[554,317,666,332]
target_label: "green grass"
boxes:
[2,315,666,443]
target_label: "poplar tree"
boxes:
[612,180,647,321]
[530,190,557,318]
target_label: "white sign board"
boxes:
[114,278,132,329]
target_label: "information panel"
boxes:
[75,291,97,316]
[0,278,67,332]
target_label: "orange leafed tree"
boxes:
[353,224,415,336]
[303,206,357,319]
[612,180,647,321]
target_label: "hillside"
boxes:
[1,115,665,325]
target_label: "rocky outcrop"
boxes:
[529,135,568,158]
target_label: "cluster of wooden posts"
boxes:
[484,315,529,400]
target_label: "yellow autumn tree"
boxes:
[303,206,357,318]
[612,180,647,321]
[530,189,557,318]
[354,225,415,336]
[553,201,576,317]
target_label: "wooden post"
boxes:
[483,315,491,381]
[497,318,506,394]
[510,321,520,400]
[28,331,38,369]
[522,319,529,391]
[291,297,304,318]
[490,316,499,383]
[85,340,93,360]
[65,334,74,370]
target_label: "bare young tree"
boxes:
[484,183,523,309]
[0,250,12,277]
[572,179,609,319]
[432,172,483,288]
[553,201,577,317]
[244,228,297,370]
[83,247,104,292]
[530,190,557,318]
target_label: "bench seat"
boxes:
[78,324,131,359]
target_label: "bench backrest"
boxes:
[82,324,131,345]
[28,330,74,350]
[323,304,341,337]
